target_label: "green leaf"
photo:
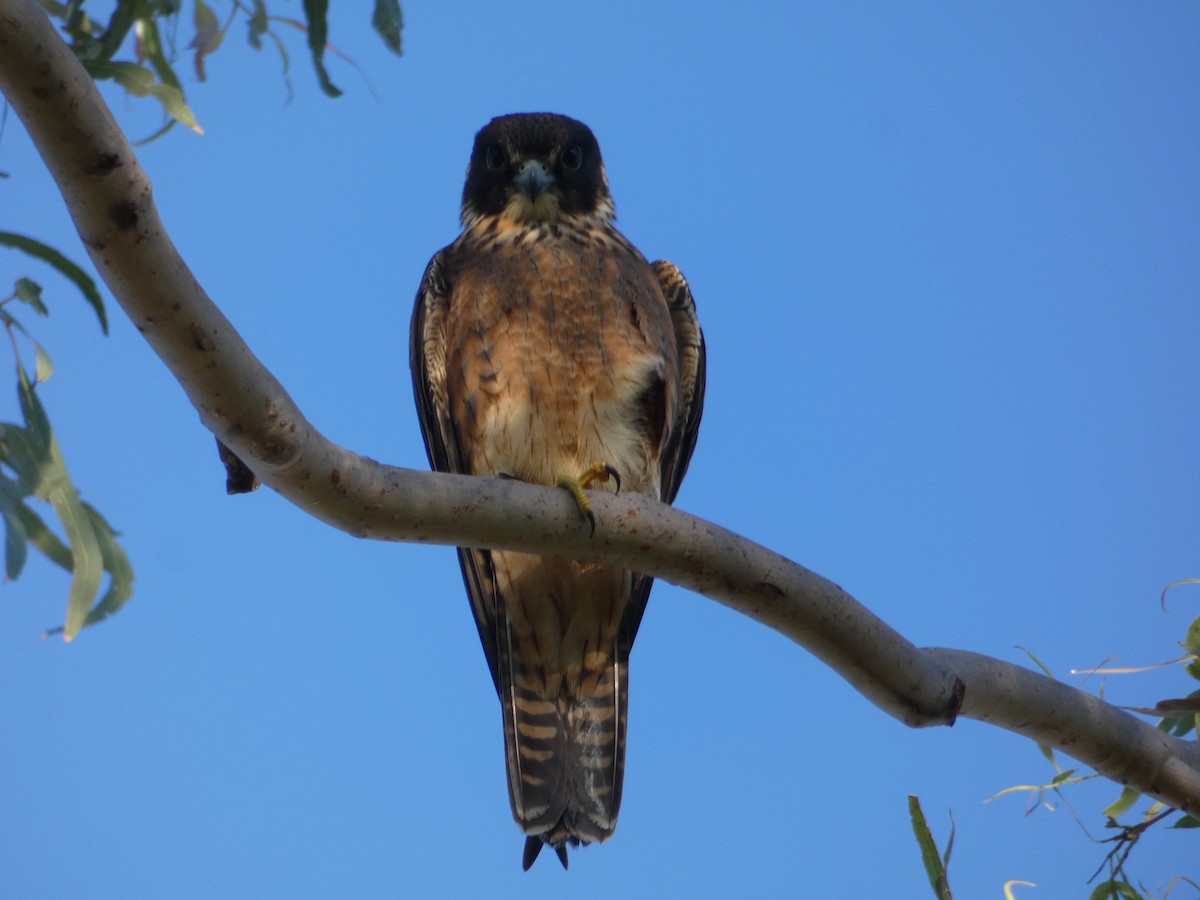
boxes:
[302,0,343,97]
[138,14,184,95]
[34,343,54,385]
[1016,645,1057,680]
[247,0,268,50]
[15,497,73,571]
[75,502,135,628]
[16,367,53,474]
[0,481,30,579]
[5,373,111,639]
[372,0,404,55]
[908,796,953,900]
[89,62,204,134]
[90,0,140,68]
[190,0,223,82]
[1049,768,1077,786]
[51,479,104,641]
[1089,881,1143,900]
[14,277,49,315]
[0,416,51,498]
[1102,787,1140,820]
[0,232,107,332]
[1185,615,1200,656]
[1172,814,1200,829]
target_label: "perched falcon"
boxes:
[410,113,705,869]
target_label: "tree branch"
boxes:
[3,0,1197,815]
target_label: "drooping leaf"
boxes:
[5,373,114,640]
[0,417,50,498]
[51,480,104,641]
[372,0,404,56]
[14,497,73,572]
[302,0,343,97]
[1103,786,1140,820]
[0,478,30,579]
[247,0,268,50]
[16,368,53,473]
[1185,614,1200,656]
[14,277,48,316]
[138,14,184,95]
[33,343,54,385]
[1003,882,1036,900]
[190,0,223,82]
[0,232,107,332]
[75,502,135,628]
[90,0,141,68]
[89,61,204,134]
[1088,881,1142,900]
[908,796,953,900]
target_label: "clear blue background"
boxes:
[2,2,1198,896]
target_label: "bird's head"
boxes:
[461,113,615,229]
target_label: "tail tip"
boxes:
[521,835,570,871]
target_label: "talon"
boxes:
[606,464,621,495]
[556,473,597,535]
[577,461,621,493]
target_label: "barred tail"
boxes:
[499,638,630,870]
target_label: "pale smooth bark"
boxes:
[2,0,1197,815]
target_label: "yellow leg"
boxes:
[556,462,621,535]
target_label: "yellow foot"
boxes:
[556,462,621,535]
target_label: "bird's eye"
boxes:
[485,144,506,170]
[561,144,584,171]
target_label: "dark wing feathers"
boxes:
[653,259,706,506]
[410,249,503,691]
[620,259,706,647]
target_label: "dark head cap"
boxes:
[461,113,614,227]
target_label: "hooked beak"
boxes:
[515,160,554,199]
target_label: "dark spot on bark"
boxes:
[758,581,785,599]
[189,322,215,351]
[109,202,139,231]
[87,153,121,176]
[947,678,966,723]
[330,469,341,485]
[216,438,260,495]
[33,87,48,99]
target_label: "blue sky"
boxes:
[2,2,1199,896]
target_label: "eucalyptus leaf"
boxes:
[372,0,403,55]
[77,502,135,628]
[1102,786,1139,820]
[0,490,29,580]
[191,0,223,81]
[14,277,48,315]
[51,482,104,641]
[302,0,343,98]
[91,62,204,134]
[15,498,73,572]
[908,796,953,900]
[0,232,107,332]
[34,344,54,384]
